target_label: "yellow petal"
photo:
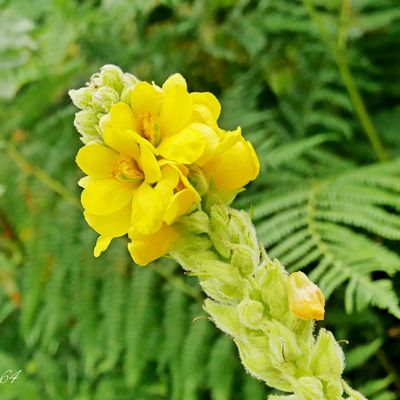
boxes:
[288,272,325,321]
[130,81,163,117]
[76,144,119,178]
[109,102,138,131]
[162,73,187,92]
[168,163,200,200]
[140,144,161,184]
[164,188,199,225]
[78,176,92,188]
[84,204,131,237]
[159,80,192,137]
[157,126,206,164]
[203,134,260,192]
[190,104,219,131]
[154,165,180,207]
[103,127,141,158]
[190,92,221,120]
[128,223,180,266]
[189,123,220,166]
[94,236,112,257]
[81,179,136,215]
[131,182,164,235]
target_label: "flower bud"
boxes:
[294,376,324,400]
[200,272,243,303]
[309,328,344,379]
[91,86,119,112]
[231,244,258,275]
[209,205,231,258]
[257,261,289,320]
[228,210,259,256]
[68,87,94,110]
[326,379,344,399]
[204,298,243,338]
[237,300,265,330]
[188,165,209,197]
[178,210,209,234]
[288,272,325,321]
[99,64,126,93]
[266,320,300,364]
[74,110,101,137]
[235,336,292,392]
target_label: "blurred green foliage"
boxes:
[0,0,400,399]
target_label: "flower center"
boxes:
[138,112,160,146]
[112,157,144,182]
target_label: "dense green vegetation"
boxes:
[1,0,399,398]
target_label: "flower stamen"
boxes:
[112,157,144,182]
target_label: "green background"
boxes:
[0,0,400,398]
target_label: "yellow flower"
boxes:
[74,71,261,265]
[287,272,325,321]
[202,127,260,193]
[76,131,199,258]
[104,73,221,167]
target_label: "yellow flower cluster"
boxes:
[75,73,260,265]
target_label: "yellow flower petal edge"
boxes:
[128,223,180,266]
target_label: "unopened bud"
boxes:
[294,376,324,400]
[91,86,119,112]
[237,300,265,330]
[179,210,209,234]
[74,110,100,137]
[188,165,209,197]
[326,380,344,399]
[288,272,325,321]
[68,87,94,110]
[309,328,344,379]
[266,320,300,364]
[257,260,289,320]
[231,245,258,275]
[99,64,126,93]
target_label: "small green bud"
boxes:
[178,210,209,234]
[99,64,126,93]
[266,320,300,364]
[309,329,344,379]
[91,86,120,112]
[204,299,243,338]
[256,260,289,320]
[209,205,231,258]
[68,87,94,110]
[124,72,139,87]
[188,165,209,197]
[326,379,344,399]
[236,335,293,392]
[237,299,265,330]
[231,244,258,275]
[200,265,243,303]
[120,86,132,104]
[229,209,259,252]
[74,110,101,137]
[293,376,324,400]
